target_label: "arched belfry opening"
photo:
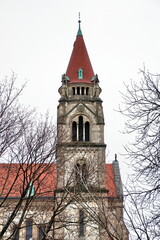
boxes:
[85,121,90,141]
[78,116,83,141]
[72,116,90,142]
[72,121,77,141]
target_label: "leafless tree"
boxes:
[0,73,29,158]
[0,75,82,239]
[124,185,159,240]
[120,68,160,239]
[0,74,58,239]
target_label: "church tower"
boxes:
[57,18,106,190]
[56,19,129,240]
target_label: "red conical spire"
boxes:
[66,19,94,84]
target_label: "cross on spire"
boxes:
[77,12,82,36]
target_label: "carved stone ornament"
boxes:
[78,104,84,112]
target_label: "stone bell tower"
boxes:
[57,19,106,191]
[56,19,129,240]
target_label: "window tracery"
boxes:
[72,116,90,142]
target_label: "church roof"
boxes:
[0,163,117,198]
[65,20,94,84]
[0,164,56,198]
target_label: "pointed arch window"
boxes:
[78,116,83,141]
[72,121,77,141]
[85,121,90,141]
[78,68,83,79]
[72,116,90,142]
[75,163,88,184]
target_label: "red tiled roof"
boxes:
[66,35,94,84]
[0,164,56,197]
[106,164,117,198]
[0,164,116,198]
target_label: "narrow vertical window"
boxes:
[86,87,89,95]
[72,87,75,95]
[27,181,35,197]
[79,116,83,141]
[85,122,90,141]
[81,87,84,95]
[77,87,80,95]
[26,220,32,240]
[82,163,88,183]
[79,210,85,236]
[78,68,83,79]
[72,121,77,141]
[75,164,81,183]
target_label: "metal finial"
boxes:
[77,12,82,36]
[78,12,81,23]
[115,154,117,161]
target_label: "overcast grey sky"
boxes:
[0,0,160,179]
